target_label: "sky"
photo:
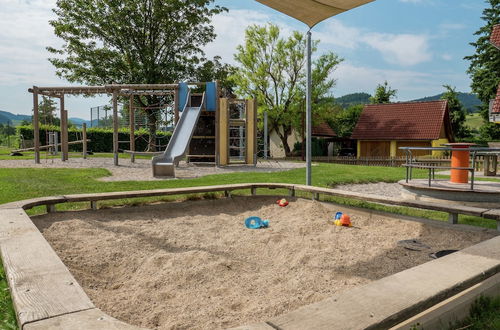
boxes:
[0,0,488,120]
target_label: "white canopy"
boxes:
[256,0,374,28]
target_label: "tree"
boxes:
[38,96,60,126]
[193,56,237,97]
[48,0,226,150]
[441,85,470,138]
[370,81,397,104]
[232,24,343,156]
[464,0,500,139]
[329,104,364,138]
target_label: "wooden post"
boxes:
[129,95,135,158]
[174,87,179,125]
[60,96,69,161]
[219,98,229,166]
[246,98,257,165]
[33,87,40,164]
[112,90,119,166]
[82,123,87,159]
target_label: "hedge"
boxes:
[16,125,172,153]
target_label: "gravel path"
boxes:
[0,158,305,182]
[334,182,404,199]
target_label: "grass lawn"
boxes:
[0,162,498,329]
[466,112,485,131]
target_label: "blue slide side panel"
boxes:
[205,82,217,112]
[178,82,189,112]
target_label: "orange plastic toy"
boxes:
[334,214,352,227]
[277,198,289,207]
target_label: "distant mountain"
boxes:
[69,117,92,127]
[0,110,31,125]
[0,110,90,127]
[411,92,481,113]
[335,93,371,108]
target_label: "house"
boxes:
[351,100,454,158]
[269,122,337,158]
[489,25,500,123]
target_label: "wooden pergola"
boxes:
[28,84,179,166]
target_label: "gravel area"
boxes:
[33,196,496,330]
[0,158,305,181]
[335,182,404,199]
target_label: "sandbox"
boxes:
[31,195,496,330]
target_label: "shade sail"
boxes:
[256,0,374,28]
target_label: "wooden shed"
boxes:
[351,100,454,158]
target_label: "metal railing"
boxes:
[400,147,500,190]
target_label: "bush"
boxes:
[293,138,330,157]
[16,125,172,152]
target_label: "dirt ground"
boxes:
[0,158,305,181]
[32,196,497,330]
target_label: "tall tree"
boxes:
[232,24,342,156]
[370,81,397,104]
[464,0,500,139]
[38,96,60,126]
[440,85,470,139]
[48,0,226,150]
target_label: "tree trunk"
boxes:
[275,125,292,157]
[146,110,157,152]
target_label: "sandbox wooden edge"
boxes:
[0,183,499,329]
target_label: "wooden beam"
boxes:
[174,88,179,125]
[82,123,87,159]
[112,90,119,166]
[129,95,135,155]
[219,98,229,166]
[246,98,257,165]
[33,87,40,164]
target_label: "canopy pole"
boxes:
[306,30,312,186]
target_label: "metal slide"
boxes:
[152,91,205,177]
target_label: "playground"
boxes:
[1,0,500,329]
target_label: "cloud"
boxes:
[0,0,61,85]
[319,20,432,66]
[363,33,432,66]
[334,62,471,100]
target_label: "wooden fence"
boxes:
[280,155,497,172]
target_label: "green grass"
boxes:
[466,112,485,131]
[449,295,500,329]
[0,162,497,328]
[0,262,16,330]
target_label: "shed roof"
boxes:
[312,122,337,137]
[256,0,374,28]
[491,24,500,49]
[351,100,453,141]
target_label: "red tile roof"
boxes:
[491,25,500,49]
[312,122,336,137]
[492,83,500,114]
[351,100,452,141]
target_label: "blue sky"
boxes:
[0,0,487,119]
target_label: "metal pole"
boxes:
[306,30,312,186]
[263,111,268,160]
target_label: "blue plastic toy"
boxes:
[335,212,343,220]
[245,216,269,229]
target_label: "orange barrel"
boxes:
[449,145,471,184]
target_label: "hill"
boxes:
[0,110,31,125]
[335,93,371,108]
[412,92,481,113]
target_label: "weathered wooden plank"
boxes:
[0,196,66,210]
[24,308,145,330]
[0,209,94,327]
[293,184,489,218]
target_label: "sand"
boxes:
[32,196,497,330]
